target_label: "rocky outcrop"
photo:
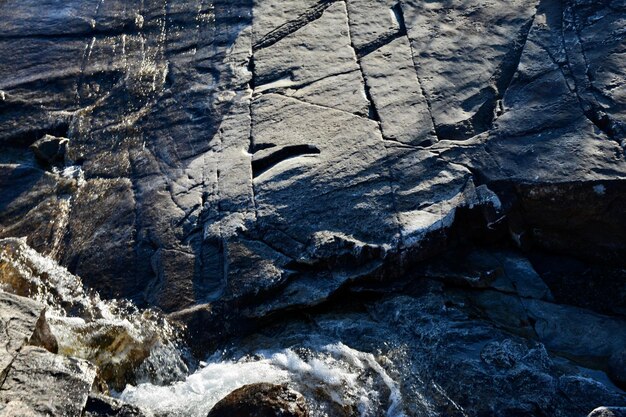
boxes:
[2,0,625,327]
[0,346,96,417]
[0,238,187,391]
[0,292,57,380]
[1,0,625,415]
[207,383,308,417]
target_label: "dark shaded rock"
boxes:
[207,383,308,417]
[589,408,626,417]
[235,275,626,417]
[83,394,149,417]
[29,134,68,166]
[528,252,626,317]
[609,350,626,391]
[0,346,96,416]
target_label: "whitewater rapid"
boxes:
[119,343,407,417]
[1,238,408,416]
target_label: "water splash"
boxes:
[119,343,406,417]
[0,238,188,390]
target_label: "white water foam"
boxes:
[119,343,406,417]
[2,240,406,415]
[0,238,188,386]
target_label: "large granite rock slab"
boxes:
[0,0,626,413]
[1,0,625,323]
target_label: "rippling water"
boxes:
[2,239,408,415]
[0,238,188,388]
[120,343,406,417]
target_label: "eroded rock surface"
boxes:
[0,292,57,379]
[1,0,626,415]
[0,346,96,417]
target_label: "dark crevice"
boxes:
[254,69,357,95]
[391,2,407,34]
[251,144,321,178]
[253,0,339,51]
[174,204,201,228]
[335,5,408,85]
[1,120,70,149]
[435,16,536,141]
[355,30,403,59]
[250,143,276,153]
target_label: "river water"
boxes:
[1,239,407,416]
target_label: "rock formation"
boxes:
[0,0,625,415]
[206,383,308,417]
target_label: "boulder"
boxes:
[0,291,57,379]
[207,383,308,417]
[589,408,626,417]
[0,346,96,417]
[29,134,68,166]
[83,394,150,417]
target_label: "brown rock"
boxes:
[207,383,308,417]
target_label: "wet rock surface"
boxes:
[0,292,57,379]
[0,346,96,417]
[207,383,308,417]
[83,394,151,417]
[0,0,625,415]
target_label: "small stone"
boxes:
[83,394,149,417]
[207,383,308,417]
[29,134,68,165]
[588,407,626,417]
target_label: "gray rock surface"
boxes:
[0,0,625,415]
[0,346,96,417]
[0,292,57,380]
[590,408,626,417]
[1,0,625,318]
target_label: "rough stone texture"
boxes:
[83,394,151,417]
[589,408,626,417]
[237,264,626,417]
[207,383,308,417]
[0,292,57,380]
[1,0,626,415]
[0,346,96,417]
[1,0,625,320]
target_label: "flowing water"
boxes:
[1,239,407,416]
[120,343,407,417]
